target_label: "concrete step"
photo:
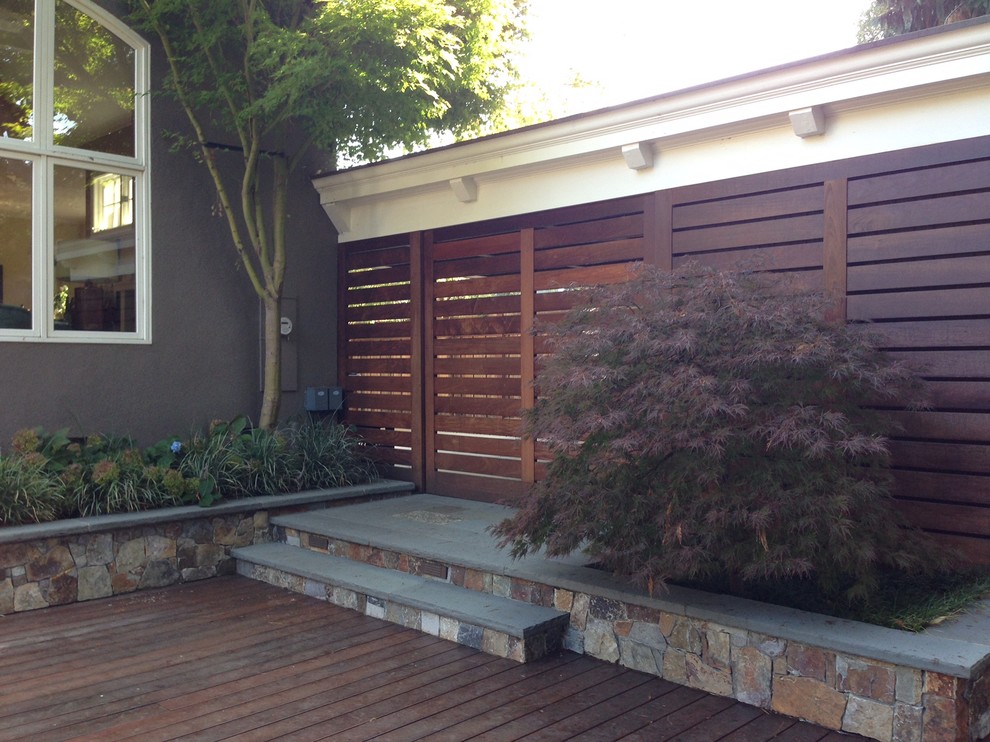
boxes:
[232,542,569,662]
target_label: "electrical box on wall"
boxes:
[304,386,343,412]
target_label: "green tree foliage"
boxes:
[858,0,989,42]
[493,266,944,600]
[127,0,525,427]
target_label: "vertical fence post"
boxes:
[520,228,536,485]
[644,190,673,270]
[824,179,848,323]
[409,231,427,491]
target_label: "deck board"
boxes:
[0,576,865,741]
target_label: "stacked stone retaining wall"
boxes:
[0,481,414,614]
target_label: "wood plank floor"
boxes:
[0,576,863,741]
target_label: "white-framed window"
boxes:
[0,0,150,340]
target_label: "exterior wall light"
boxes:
[789,106,827,138]
[621,142,655,170]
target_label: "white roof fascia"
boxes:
[314,20,990,243]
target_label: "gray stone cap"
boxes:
[272,493,990,680]
[0,479,414,545]
[554,565,990,680]
[233,541,568,639]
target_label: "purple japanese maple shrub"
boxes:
[494,265,943,599]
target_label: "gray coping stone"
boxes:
[272,493,990,680]
[0,480,414,544]
[233,541,568,639]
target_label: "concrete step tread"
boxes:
[232,542,567,639]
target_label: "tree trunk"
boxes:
[259,295,282,428]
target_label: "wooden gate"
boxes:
[339,197,649,500]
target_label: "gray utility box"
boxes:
[304,386,343,412]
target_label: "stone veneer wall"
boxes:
[0,511,269,613]
[553,589,986,742]
[0,481,414,615]
[293,530,990,742]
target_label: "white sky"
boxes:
[514,0,872,118]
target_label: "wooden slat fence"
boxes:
[338,136,990,562]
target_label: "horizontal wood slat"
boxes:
[535,262,639,291]
[436,433,522,457]
[344,243,413,270]
[897,499,990,538]
[534,214,642,249]
[346,357,412,374]
[848,222,990,263]
[887,410,990,443]
[343,320,413,340]
[848,287,990,320]
[345,302,412,323]
[892,470,990,506]
[346,392,412,413]
[434,376,522,396]
[433,293,520,318]
[673,214,824,254]
[433,395,523,417]
[433,414,521,437]
[848,255,990,292]
[672,242,822,272]
[346,282,412,304]
[429,470,530,500]
[434,315,522,338]
[433,356,520,377]
[431,231,520,261]
[435,451,523,478]
[344,264,410,288]
[887,350,990,378]
[364,446,414,466]
[848,159,990,205]
[889,440,990,475]
[925,381,990,411]
[359,428,412,447]
[344,339,411,357]
[433,252,521,280]
[672,185,823,229]
[870,319,990,349]
[432,273,520,299]
[535,238,643,270]
[346,411,412,430]
[343,375,411,393]
[848,192,990,234]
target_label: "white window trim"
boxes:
[0,0,151,344]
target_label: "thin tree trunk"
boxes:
[259,295,282,428]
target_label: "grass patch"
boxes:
[678,569,990,632]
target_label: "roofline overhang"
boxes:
[314,18,990,242]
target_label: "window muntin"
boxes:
[0,0,148,341]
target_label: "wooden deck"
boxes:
[0,576,862,741]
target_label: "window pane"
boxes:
[0,156,32,329]
[0,0,33,141]
[54,165,136,332]
[54,1,135,156]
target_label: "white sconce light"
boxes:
[621,142,654,170]
[449,176,478,203]
[789,106,826,138]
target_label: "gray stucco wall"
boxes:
[0,2,338,447]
